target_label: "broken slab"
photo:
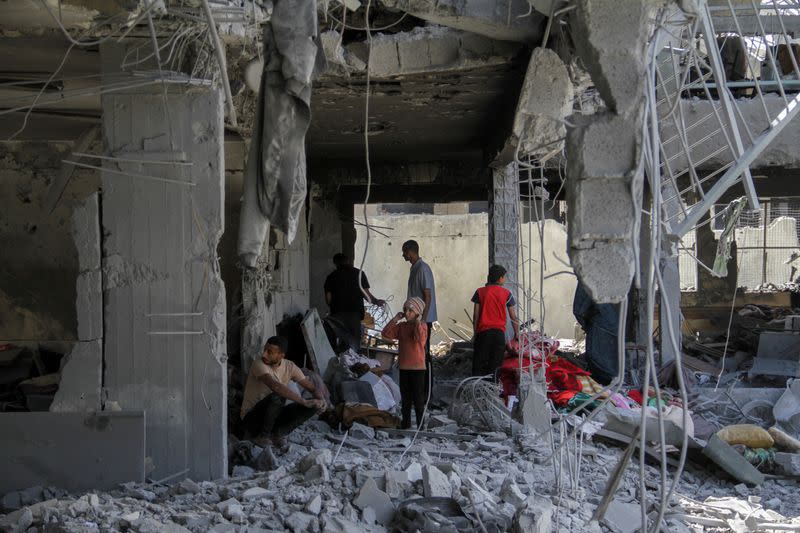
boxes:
[513,494,553,533]
[379,0,544,43]
[0,411,145,493]
[702,434,765,486]
[343,26,521,78]
[422,465,451,498]
[49,339,102,412]
[602,499,642,533]
[353,477,394,525]
[494,47,574,165]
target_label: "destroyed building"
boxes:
[3,0,800,531]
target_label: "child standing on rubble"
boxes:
[471,264,519,379]
[382,297,428,429]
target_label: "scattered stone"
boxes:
[385,470,410,498]
[500,476,527,508]
[217,497,246,523]
[422,465,450,498]
[306,494,323,515]
[428,414,457,428]
[300,449,333,473]
[242,486,270,500]
[353,477,394,525]
[774,452,800,477]
[322,516,363,533]
[734,483,749,496]
[602,499,642,533]
[285,511,318,533]
[232,465,256,478]
[255,447,278,471]
[405,462,423,483]
[15,507,33,532]
[349,423,375,440]
[178,479,202,494]
[305,463,330,482]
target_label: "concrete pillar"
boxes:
[489,163,520,290]
[659,194,683,366]
[51,192,103,413]
[566,0,659,304]
[99,44,227,481]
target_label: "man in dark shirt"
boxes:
[324,253,385,345]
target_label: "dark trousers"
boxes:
[399,369,427,429]
[472,329,506,379]
[425,322,433,400]
[242,394,316,439]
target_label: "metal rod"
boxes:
[145,312,204,317]
[62,160,196,187]
[200,0,238,126]
[72,152,193,166]
[146,331,204,335]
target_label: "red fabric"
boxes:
[498,331,587,407]
[627,390,644,405]
[475,285,512,333]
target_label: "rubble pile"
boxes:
[4,410,800,533]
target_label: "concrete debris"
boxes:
[3,408,800,532]
[348,422,375,440]
[513,495,554,533]
[602,499,641,533]
[422,465,451,498]
[352,478,394,525]
[774,452,800,477]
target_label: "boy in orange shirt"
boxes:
[382,297,428,429]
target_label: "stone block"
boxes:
[306,494,323,515]
[569,179,635,239]
[500,477,527,508]
[567,112,641,179]
[285,511,318,533]
[513,494,553,533]
[76,269,103,341]
[50,340,102,413]
[299,449,332,473]
[422,465,450,498]
[242,487,270,500]
[570,242,635,304]
[353,477,394,525]
[774,452,800,477]
[405,462,423,482]
[367,41,401,78]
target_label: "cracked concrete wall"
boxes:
[566,0,659,303]
[99,43,227,481]
[379,0,544,43]
[0,142,100,343]
[51,192,103,413]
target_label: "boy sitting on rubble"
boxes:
[240,336,328,448]
[382,297,428,429]
[471,264,519,379]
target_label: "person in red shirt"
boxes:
[471,265,519,379]
[382,297,428,429]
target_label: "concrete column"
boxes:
[99,44,227,481]
[51,192,103,413]
[489,163,520,290]
[659,194,683,366]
